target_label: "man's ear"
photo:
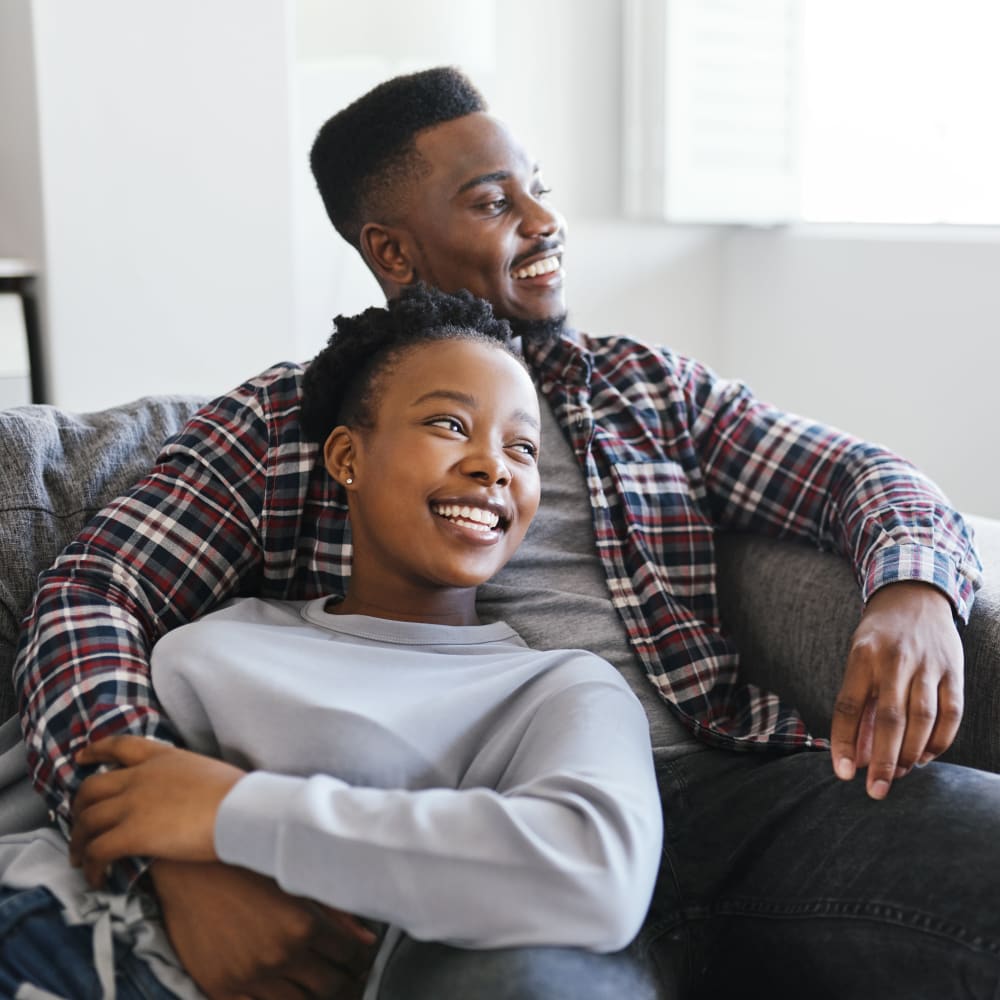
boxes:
[323,426,359,488]
[359,223,417,290]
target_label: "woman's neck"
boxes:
[326,587,480,626]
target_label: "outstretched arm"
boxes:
[669,350,980,784]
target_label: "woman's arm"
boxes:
[70,674,662,953]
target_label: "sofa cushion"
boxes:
[0,396,206,722]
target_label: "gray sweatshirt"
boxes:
[152,597,663,953]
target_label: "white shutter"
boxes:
[623,0,800,224]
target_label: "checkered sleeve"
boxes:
[675,353,983,620]
[13,374,283,843]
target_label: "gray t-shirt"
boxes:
[478,390,694,755]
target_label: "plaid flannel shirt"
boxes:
[16,330,982,841]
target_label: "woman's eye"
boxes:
[429,417,464,434]
[509,441,539,459]
[534,186,552,199]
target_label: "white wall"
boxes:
[720,227,1000,517]
[26,0,296,411]
[4,1,995,518]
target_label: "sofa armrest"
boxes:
[717,514,1000,773]
[0,395,208,723]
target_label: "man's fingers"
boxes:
[896,672,939,771]
[864,675,910,800]
[830,652,874,780]
[308,915,378,978]
[922,673,964,763]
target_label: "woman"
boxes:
[9,286,661,999]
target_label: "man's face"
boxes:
[398,113,567,325]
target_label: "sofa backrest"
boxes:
[0,396,207,722]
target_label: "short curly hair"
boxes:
[310,66,487,249]
[301,284,521,446]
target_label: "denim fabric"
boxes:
[377,934,673,1000]
[638,748,1000,999]
[0,885,179,999]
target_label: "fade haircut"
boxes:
[309,67,487,249]
[301,284,522,446]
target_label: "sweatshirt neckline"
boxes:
[300,599,518,646]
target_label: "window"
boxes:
[624,0,1000,225]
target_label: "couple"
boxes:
[4,66,1000,999]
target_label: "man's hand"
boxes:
[830,581,964,799]
[150,860,377,1000]
[70,735,244,885]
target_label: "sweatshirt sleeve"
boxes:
[214,676,662,953]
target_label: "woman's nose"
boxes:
[461,451,511,487]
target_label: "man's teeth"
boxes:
[432,503,501,531]
[512,256,561,280]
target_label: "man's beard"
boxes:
[507,312,569,348]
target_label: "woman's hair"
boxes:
[300,284,519,445]
[309,66,486,249]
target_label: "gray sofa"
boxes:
[1,396,998,828]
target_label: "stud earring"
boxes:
[345,476,354,485]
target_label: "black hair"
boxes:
[309,66,487,249]
[301,284,521,445]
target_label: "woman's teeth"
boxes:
[431,503,500,531]
[512,256,560,280]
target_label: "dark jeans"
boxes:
[3,749,999,999]
[633,746,1000,999]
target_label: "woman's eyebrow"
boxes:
[411,389,477,409]
[511,408,540,431]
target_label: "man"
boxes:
[9,67,998,998]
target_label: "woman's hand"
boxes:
[70,734,245,887]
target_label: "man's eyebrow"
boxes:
[455,164,541,196]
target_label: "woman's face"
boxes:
[328,337,541,622]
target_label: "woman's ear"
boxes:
[359,223,417,290]
[323,426,359,488]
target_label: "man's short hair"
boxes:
[309,66,487,249]
[301,283,518,445]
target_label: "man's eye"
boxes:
[478,197,508,213]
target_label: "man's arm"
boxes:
[14,380,278,838]
[670,351,981,785]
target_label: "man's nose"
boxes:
[520,196,562,240]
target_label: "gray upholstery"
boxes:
[0,396,207,722]
[719,515,1000,772]
[1,395,998,777]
